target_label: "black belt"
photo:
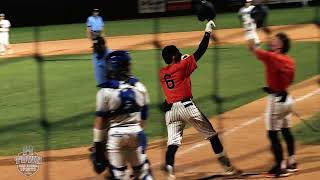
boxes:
[262,87,288,102]
[110,123,137,128]
[181,98,192,103]
[174,98,193,108]
[161,98,193,112]
[181,99,193,108]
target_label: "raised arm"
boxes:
[247,38,272,63]
[247,39,257,54]
[247,27,272,54]
[193,20,215,61]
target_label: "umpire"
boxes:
[86,8,104,40]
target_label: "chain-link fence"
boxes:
[0,1,319,179]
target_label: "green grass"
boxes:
[293,113,320,144]
[10,7,316,43]
[0,41,318,155]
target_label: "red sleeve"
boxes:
[255,49,271,63]
[181,55,197,76]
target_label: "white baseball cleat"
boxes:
[224,166,243,176]
[161,164,176,180]
[286,163,298,173]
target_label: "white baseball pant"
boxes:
[265,94,294,131]
[0,32,9,52]
[244,22,260,45]
[107,126,153,180]
[165,99,217,146]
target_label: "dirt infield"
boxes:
[0,76,319,180]
[0,24,319,180]
[1,24,319,58]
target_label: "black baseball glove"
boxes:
[90,142,107,174]
[195,0,216,21]
[160,101,172,112]
[251,5,268,28]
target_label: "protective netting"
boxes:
[0,2,319,179]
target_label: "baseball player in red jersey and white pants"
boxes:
[159,20,241,179]
[247,32,297,178]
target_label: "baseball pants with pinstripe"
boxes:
[265,94,294,131]
[165,99,217,146]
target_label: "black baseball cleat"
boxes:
[265,165,290,178]
[287,163,298,173]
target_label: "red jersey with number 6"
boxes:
[160,55,198,104]
[255,49,295,92]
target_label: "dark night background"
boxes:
[0,0,318,27]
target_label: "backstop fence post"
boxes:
[212,38,224,138]
[316,5,320,84]
[33,26,50,180]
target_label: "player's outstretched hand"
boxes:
[205,20,216,33]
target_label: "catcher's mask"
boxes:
[162,45,182,64]
[106,50,131,80]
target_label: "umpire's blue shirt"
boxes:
[92,48,112,86]
[87,16,104,31]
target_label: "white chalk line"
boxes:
[177,88,320,155]
[177,117,262,156]
[295,88,320,101]
[152,88,320,166]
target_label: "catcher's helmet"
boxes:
[195,0,216,21]
[106,50,131,80]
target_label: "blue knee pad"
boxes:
[138,130,148,154]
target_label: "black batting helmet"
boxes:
[194,0,216,21]
[162,45,182,64]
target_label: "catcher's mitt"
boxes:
[89,142,107,174]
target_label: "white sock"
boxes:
[217,152,225,158]
[288,155,295,165]
[281,160,287,169]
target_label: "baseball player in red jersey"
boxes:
[159,20,241,179]
[247,32,297,178]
